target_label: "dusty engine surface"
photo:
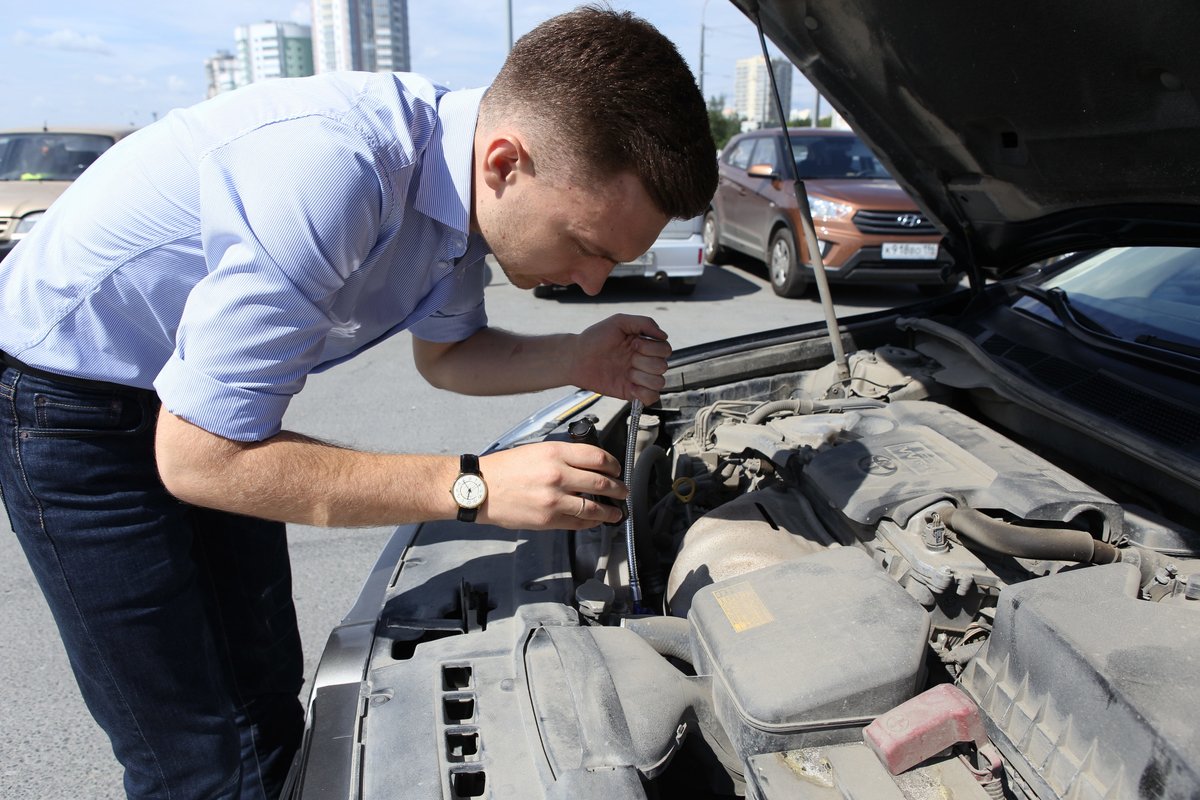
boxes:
[664,400,1123,621]
[580,346,1200,799]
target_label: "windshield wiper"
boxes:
[1018,285,1115,335]
[1135,334,1200,359]
[1016,283,1200,375]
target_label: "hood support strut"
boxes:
[754,6,851,391]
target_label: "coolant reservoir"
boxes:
[687,547,930,759]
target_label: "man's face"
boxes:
[477,165,669,296]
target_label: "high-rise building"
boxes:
[204,51,238,98]
[234,21,314,85]
[311,0,410,74]
[734,56,793,129]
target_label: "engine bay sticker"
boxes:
[712,583,775,633]
[882,441,955,475]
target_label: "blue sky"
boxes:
[2,0,816,129]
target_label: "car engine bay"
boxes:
[347,302,1200,800]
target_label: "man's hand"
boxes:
[477,441,626,530]
[569,314,671,405]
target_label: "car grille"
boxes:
[853,209,938,235]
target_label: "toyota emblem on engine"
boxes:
[859,455,898,475]
[896,214,923,227]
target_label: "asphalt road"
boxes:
[0,256,917,798]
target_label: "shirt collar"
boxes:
[413,86,486,236]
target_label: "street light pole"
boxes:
[507,0,513,52]
[699,0,711,98]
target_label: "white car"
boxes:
[534,214,705,297]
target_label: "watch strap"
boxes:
[457,506,478,523]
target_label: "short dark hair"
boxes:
[480,4,717,219]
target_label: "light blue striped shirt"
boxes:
[0,72,490,441]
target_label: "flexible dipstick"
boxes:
[624,398,644,610]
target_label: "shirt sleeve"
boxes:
[154,115,391,441]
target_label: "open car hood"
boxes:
[733,0,1200,279]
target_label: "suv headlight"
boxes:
[807,197,854,222]
[14,212,45,235]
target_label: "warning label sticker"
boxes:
[712,583,775,633]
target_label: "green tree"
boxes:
[707,96,741,150]
[817,115,834,128]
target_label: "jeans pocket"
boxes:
[27,384,154,438]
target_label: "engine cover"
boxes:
[801,401,1123,535]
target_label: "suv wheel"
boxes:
[702,211,727,264]
[768,229,808,298]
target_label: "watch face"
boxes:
[452,474,487,509]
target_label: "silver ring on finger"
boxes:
[576,496,587,518]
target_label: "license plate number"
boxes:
[882,242,938,260]
[611,252,654,275]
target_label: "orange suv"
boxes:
[704,128,960,297]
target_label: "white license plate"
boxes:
[609,263,644,276]
[611,252,654,275]
[882,242,938,260]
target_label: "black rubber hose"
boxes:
[939,506,1121,564]
[622,615,693,664]
[629,444,668,596]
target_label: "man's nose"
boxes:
[573,264,611,296]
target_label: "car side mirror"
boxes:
[747,163,781,180]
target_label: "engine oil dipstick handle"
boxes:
[625,398,644,611]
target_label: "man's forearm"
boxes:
[413,328,580,395]
[156,410,460,527]
[155,408,629,531]
[415,314,672,406]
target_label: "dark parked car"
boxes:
[705,128,960,297]
[285,2,1200,798]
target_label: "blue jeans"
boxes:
[0,365,303,799]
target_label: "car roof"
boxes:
[0,126,136,139]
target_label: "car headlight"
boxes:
[14,212,45,235]
[807,197,854,222]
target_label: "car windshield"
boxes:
[790,134,892,179]
[1016,246,1200,353]
[0,133,116,181]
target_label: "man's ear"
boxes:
[479,132,530,193]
